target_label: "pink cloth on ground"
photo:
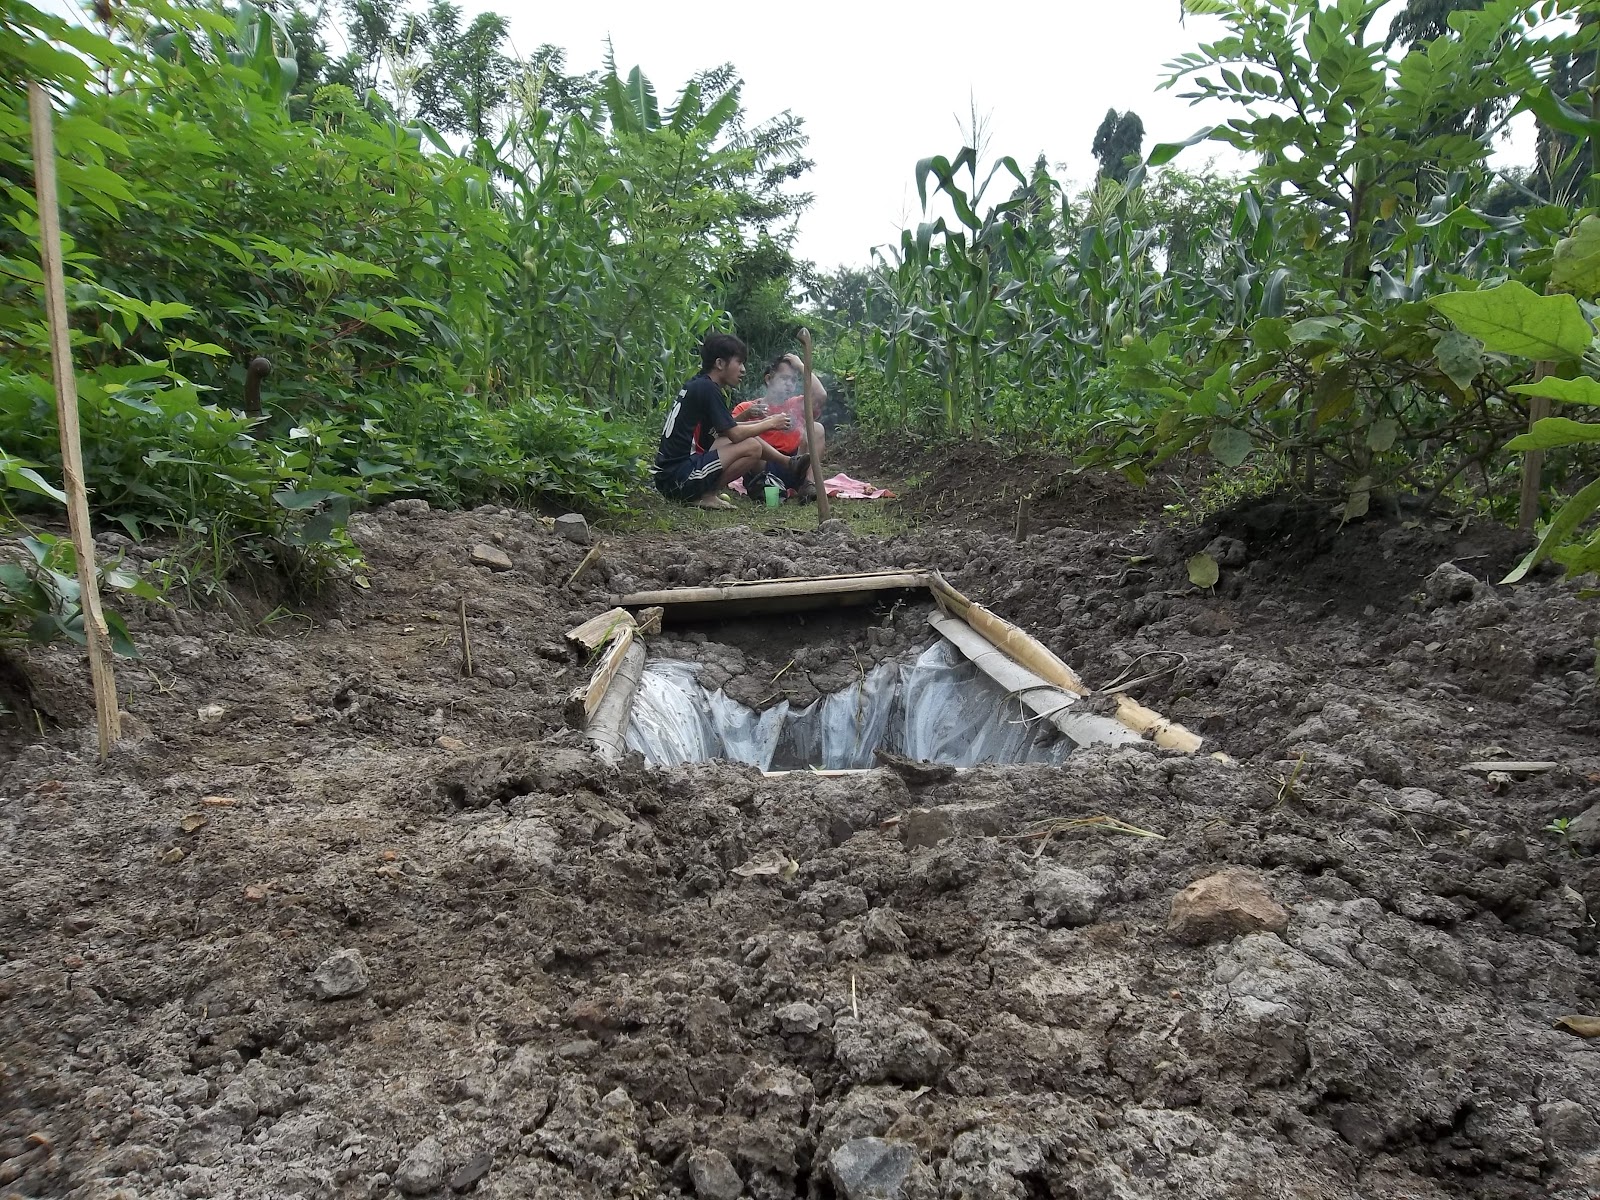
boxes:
[724,472,896,500]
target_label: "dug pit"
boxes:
[583,573,1198,771]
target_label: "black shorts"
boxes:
[654,449,725,501]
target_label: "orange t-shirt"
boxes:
[732,395,805,455]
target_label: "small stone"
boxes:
[1203,536,1247,569]
[448,1149,493,1193]
[687,1147,744,1200]
[899,807,954,850]
[311,948,371,1000]
[160,847,186,865]
[1565,803,1600,853]
[863,908,909,954]
[775,1001,825,1035]
[389,498,430,516]
[554,514,591,544]
[828,1137,918,1200]
[436,735,466,751]
[1424,561,1482,608]
[1188,609,1235,637]
[470,543,513,571]
[1167,870,1289,945]
[1031,862,1108,928]
[394,1135,447,1196]
[196,704,226,724]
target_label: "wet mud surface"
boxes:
[5,465,1600,1199]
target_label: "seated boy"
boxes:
[652,333,809,510]
[732,353,827,502]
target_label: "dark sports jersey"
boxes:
[654,373,734,472]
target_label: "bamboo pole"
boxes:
[29,82,120,760]
[797,328,830,521]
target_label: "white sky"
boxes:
[40,0,1537,271]
[474,0,1247,269]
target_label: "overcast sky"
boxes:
[42,0,1535,271]
[471,0,1246,269]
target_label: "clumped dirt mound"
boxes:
[4,481,1600,1200]
[837,434,1176,535]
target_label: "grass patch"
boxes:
[607,489,910,540]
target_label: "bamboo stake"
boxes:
[29,82,120,760]
[457,596,473,678]
[797,328,830,521]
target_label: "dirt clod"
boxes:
[1167,869,1290,944]
[688,1146,745,1200]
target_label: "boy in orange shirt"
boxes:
[732,353,826,502]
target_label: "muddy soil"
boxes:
[6,460,1600,1200]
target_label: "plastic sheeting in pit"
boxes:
[624,640,1075,770]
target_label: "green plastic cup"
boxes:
[764,484,781,508]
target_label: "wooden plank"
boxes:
[29,81,120,760]
[617,571,932,621]
[930,591,1203,754]
[588,640,646,763]
[566,607,638,651]
[930,612,1144,751]
[927,573,1091,696]
[1460,760,1556,775]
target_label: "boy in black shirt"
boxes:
[653,333,809,509]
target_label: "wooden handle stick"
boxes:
[797,328,830,521]
[29,81,121,759]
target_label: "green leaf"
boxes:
[1552,216,1600,297]
[272,488,336,510]
[1368,418,1398,453]
[1509,375,1600,407]
[1288,316,1345,346]
[1187,552,1219,589]
[4,464,67,504]
[1503,476,1600,583]
[1505,417,1600,451]
[1434,330,1483,390]
[1148,126,1220,167]
[1209,425,1253,467]
[1431,282,1593,361]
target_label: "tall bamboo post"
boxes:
[28,81,121,759]
[797,328,830,522]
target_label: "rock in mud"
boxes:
[828,1137,919,1200]
[1204,535,1247,568]
[688,1147,744,1199]
[1168,870,1289,945]
[775,1001,826,1035]
[834,1013,952,1085]
[1565,802,1600,854]
[388,498,430,516]
[863,908,909,953]
[470,543,513,571]
[448,1149,493,1192]
[394,1135,447,1196]
[1031,862,1108,928]
[310,948,370,1000]
[1424,561,1482,607]
[554,513,592,544]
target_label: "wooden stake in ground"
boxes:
[28,81,120,759]
[457,596,473,678]
[797,327,831,522]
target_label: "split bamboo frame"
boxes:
[596,570,1203,756]
[29,82,120,760]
